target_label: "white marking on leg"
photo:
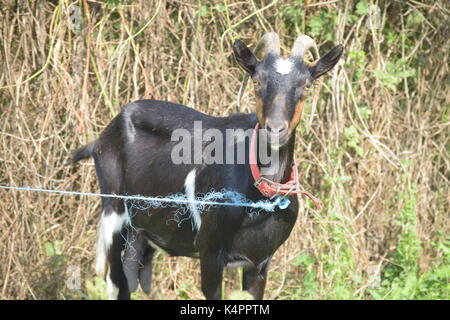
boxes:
[274,58,293,75]
[106,269,119,300]
[184,169,201,230]
[95,210,131,276]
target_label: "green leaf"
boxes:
[215,4,226,13]
[344,126,358,139]
[199,5,209,17]
[44,242,55,256]
[347,139,358,149]
[406,11,425,27]
[85,276,108,300]
[358,106,372,120]
[309,15,323,37]
[227,290,253,300]
[44,240,63,257]
[356,0,370,16]
[293,254,316,267]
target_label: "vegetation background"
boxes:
[0,0,448,299]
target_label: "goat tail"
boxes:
[71,141,96,163]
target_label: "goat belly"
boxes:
[225,202,299,266]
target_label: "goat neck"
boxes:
[257,132,296,184]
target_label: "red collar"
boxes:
[249,123,322,210]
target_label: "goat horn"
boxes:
[290,34,319,61]
[253,32,280,58]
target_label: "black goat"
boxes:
[72,33,343,300]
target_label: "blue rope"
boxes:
[0,184,292,262]
[0,185,290,213]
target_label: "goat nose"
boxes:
[266,120,287,133]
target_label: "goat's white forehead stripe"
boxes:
[274,58,293,75]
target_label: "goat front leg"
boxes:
[242,258,271,300]
[200,248,225,300]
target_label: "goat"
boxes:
[72,33,343,300]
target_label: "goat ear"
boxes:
[233,40,258,75]
[309,44,343,80]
